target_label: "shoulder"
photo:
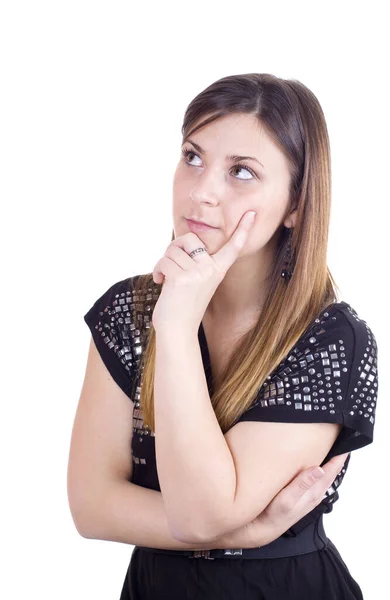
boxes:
[333,302,378,352]
[314,301,378,379]
[83,273,147,339]
[295,300,377,360]
[245,300,378,418]
[86,272,161,345]
[332,301,378,412]
[293,299,378,423]
[295,300,378,388]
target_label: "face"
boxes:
[172,112,297,259]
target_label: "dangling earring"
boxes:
[281,226,294,282]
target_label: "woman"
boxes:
[69,73,378,599]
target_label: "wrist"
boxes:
[154,323,200,340]
[243,522,261,548]
[253,513,292,547]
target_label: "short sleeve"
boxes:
[83,277,139,401]
[232,303,379,462]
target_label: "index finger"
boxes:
[212,211,256,273]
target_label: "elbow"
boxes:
[171,528,216,545]
[68,504,95,539]
[167,496,236,544]
[171,529,199,544]
[67,472,105,540]
[169,517,224,545]
[180,513,241,545]
[67,485,100,540]
[169,520,203,544]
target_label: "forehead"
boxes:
[186,113,289,171]
[187,113,262,144]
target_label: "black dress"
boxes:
[83,274,379,600]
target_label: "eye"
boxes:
[181,148,202,167]
[180,147,257,181]
[230,164,256,180]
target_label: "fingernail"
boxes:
[311,467,325,479]
[247,211,256,222]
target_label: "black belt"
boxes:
[136,514,328,560]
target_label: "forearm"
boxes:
[154,328,236,541]
[81,479,247,550]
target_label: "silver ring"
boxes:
[189,246,208,259]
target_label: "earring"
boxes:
[281,226,294,282]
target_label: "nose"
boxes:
[190,177,220,206]
[190,190,219,207]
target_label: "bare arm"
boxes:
[153,328,236,540]
[79,478,255,550]
[77,453,349,550]
[68,337,250,550]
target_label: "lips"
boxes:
[186,218,217,228]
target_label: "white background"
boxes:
[1,1,388,598]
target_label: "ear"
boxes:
[283,207,298,229]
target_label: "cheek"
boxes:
[245,208,279,245]
[172,185,185,210]
[172,173,189,206]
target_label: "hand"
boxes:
[152,211,257,333]
[248,452,350,547]
[217,452,350,550]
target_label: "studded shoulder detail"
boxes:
[83,276,142,400]
[342,303,378,439]
[234,302,378,442]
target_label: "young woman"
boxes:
[68,73,378,599]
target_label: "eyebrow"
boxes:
[183,139,265,169]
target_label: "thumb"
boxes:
[320,452,350,480]
[308,452,350,489]
[296,452,350,495]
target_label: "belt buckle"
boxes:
[189,549,215,560]
[223,548,243,556]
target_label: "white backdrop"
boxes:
[1,1,388,598]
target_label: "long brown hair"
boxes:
[130,73,340,434]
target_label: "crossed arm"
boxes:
[154,328,342,544]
